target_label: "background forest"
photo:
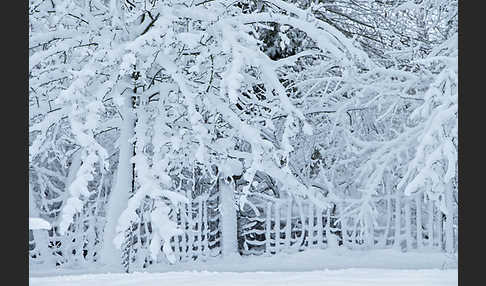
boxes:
[29,0,458,273]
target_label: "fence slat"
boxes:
[308,203,314,247]
[427,200,434,248]
[316,207,323,248]
[324,207,331,248]
[285,198,292,248]
[394,196,401,249]
[435,203,443,249]
[405,199,412,251]
[180,204,188,261]
[275,202,281,253]
[197,197,203,259]
[340,202,349,248]
[202,199,209,258]
[265,202,272,255]
[416,194,423,249]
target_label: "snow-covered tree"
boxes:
[29,0,458,271]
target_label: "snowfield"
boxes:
[29,248,458,277]
[29,249,458,286]
[30,269,457,286]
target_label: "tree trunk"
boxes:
[219,177,239,259]
[444,185,455,253]
[99,95,135,269]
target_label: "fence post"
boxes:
[379,197,392,248]
[197,197,203,259]
[416,193,423,249]
[435,203,443,250]
[297,200,306,250]
[316,207,324,248]
[265,202,272,255]
[285,198,292,249]
[404,199,412,251]
[202,199,209,258]
[444,186,455,253]
[307,203,314,247]
[427,200,434,248]
[275,202,281,253]
[393,196,401,250]
[179,203,188,261]
[340,202,348,248]
[325,207,331,248]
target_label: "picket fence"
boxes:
[29,190,457,268]
[240,192,457,256]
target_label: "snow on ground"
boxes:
[29,248,458,277]
[30,248,458,285]
[30,269,457,286]
[146,248,458,273]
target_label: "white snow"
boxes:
[219,178,239,258]
[29,268,456,286]
[30,248,457,277]
[29,0,458,278]
[98,91,136,269]
[29,218,51,230]
[149,201,183,264]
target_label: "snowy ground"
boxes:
[30,248,458,277]
[30,269,457,286]
[30,248,458,285]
